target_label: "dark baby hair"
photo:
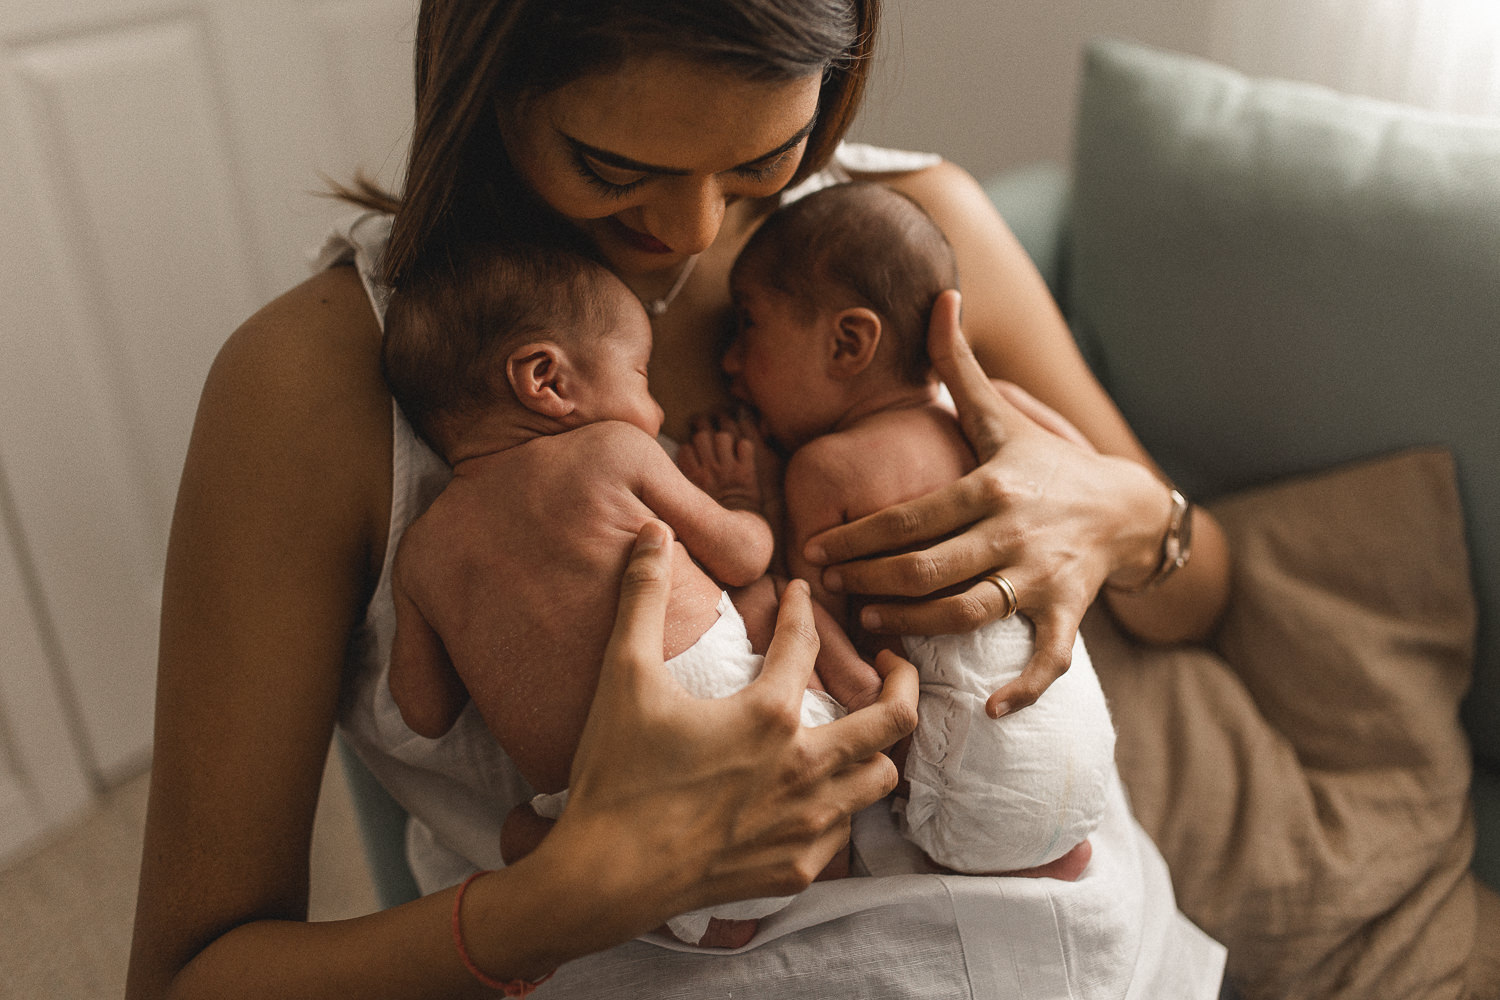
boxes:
[734,181,958,385]
[382,242,615,455]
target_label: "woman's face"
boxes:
[501,54,824,278]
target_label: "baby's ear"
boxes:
[507,341,576,418]
[829,307,881,381]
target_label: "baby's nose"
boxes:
[722,337,744,375]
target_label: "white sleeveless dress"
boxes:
[315,143,1227,999]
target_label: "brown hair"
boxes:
[733,181,958,385]
[338,0,880,288]
[383,243,616,455]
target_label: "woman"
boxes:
[127,1,1230,996]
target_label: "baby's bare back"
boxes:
[400,423,725,792]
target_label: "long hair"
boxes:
[335,0,879,287]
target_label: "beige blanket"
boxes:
[1088,447,1496,999]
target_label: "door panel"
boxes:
[0,0,416,787]
[0,476,92,865]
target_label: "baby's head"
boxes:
[727,181,957,450]
[384,242,662,461]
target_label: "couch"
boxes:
[338,38,1500,999]
[981,38,1498,998]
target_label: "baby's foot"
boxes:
[692,918,760,949]
[998,840,1092,881]
[924,839,1093,881]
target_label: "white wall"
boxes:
[848,0,1217,180]
[848,0,1500,180]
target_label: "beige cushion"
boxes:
[1087,447,1480,999]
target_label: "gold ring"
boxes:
[985,572,1019,620]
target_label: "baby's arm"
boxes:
[387,531,469,738]
[630,428,773,587]
[777,439,908,709]
[781,439,858,625]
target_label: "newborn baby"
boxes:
[381,241,859,944]
[712,182,1116,875]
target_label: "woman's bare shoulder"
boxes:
[193,264,393,576]
[878,159,1004,236]
[216,265,384,402]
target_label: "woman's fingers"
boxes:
[985,608,1080,718]
[600,521,675,691]
[747,579,823,706]
[805,649,918,770]
[811,478,1016,596]
[802,471,999,573]
[853,564,1028,635]
[926,290,1009,459]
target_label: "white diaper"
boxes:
[899,616,1115,873]
[530,593,843,944]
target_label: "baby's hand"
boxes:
[678,417,763,514]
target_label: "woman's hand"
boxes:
[544,521,919,937]
[802,292,1173,718]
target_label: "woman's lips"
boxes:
[608,217,674,254]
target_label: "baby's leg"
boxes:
[1002,840,1092,880]
[726,576,780,655]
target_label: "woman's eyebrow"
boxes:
[566,113,819,176]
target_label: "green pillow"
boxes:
[1067,37,1500,769]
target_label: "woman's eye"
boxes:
[572,152,646,196]
[736,148,798,183]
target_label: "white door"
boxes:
[0,0,417,821]
[0,499,92,862]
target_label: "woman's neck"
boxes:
[638,197,778,441]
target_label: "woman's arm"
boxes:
[125,265,486,998]
[127,270,916,997]
[807,162,1230,712]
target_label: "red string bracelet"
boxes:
[452,870,555,996]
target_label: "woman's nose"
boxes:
[645,177,726,256]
